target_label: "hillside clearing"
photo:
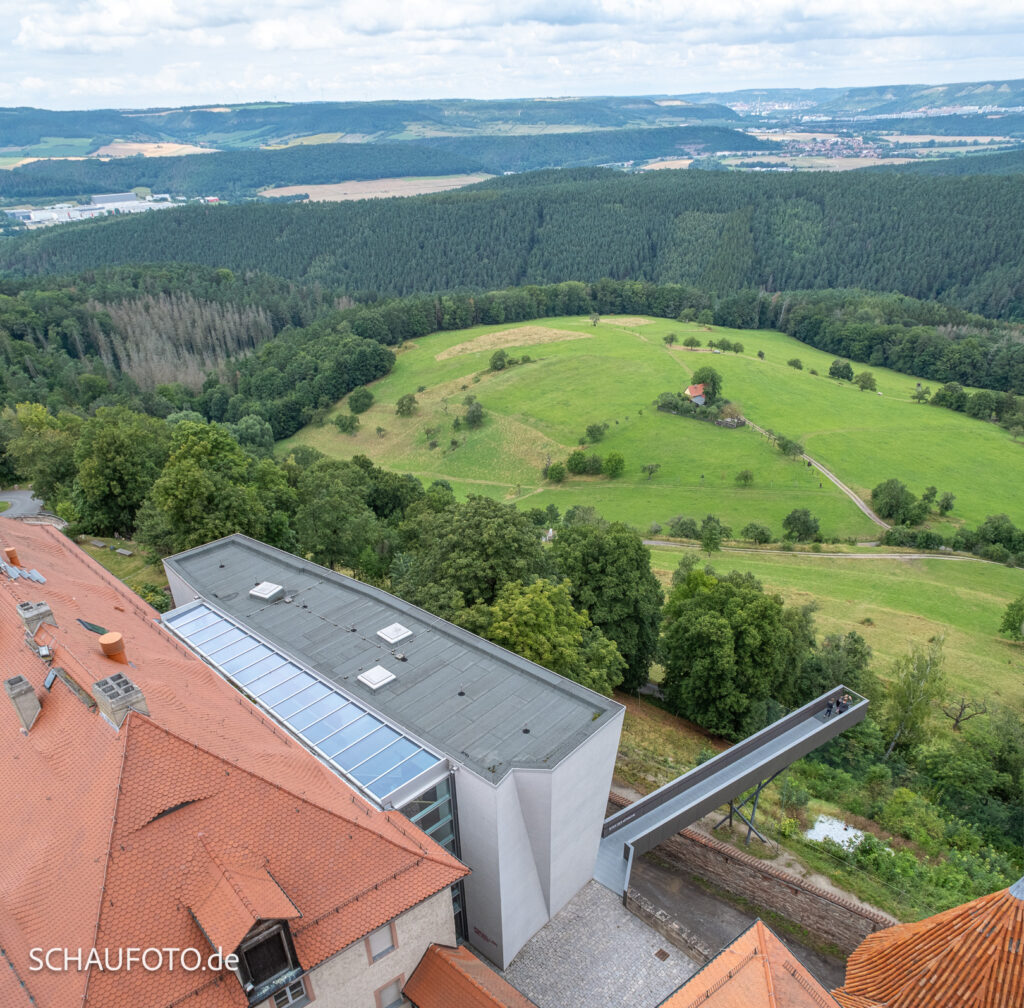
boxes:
[281,314,1021,537]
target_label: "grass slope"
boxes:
[280,317,877,539]
[282,315,1022,538]
[702,327,1023,528]
[649,547,1024,708]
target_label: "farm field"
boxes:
[282,315,1021,538]
[260,174,492,201]
[648,546,1024,709]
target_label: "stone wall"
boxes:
[609,792,897,955]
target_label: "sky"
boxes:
[2,0,1023,111]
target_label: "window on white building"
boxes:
[366,923,396,962]
[376,977,405,1008]
[273,978,310,1008]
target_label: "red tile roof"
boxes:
[0,523,467,1008]
[404,944,537,1008]
[685,384,705,399]
[186,833,302,957]
[658,920,841,1008]
[831,880,1024,1008]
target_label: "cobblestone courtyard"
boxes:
[501,881,698,1008]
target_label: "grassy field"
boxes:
[700,327,1023,529]
[281,315,1022,538]
[24,136,96,157]
[648,546,1024,709]
[78,537,169,592]
[281,318,885,539]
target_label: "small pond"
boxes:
[804,814,866,850]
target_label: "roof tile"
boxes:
[404,944,538,1008]
[0,524,466,1008]
[832,881,1024,1008]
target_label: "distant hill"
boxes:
[0,126,774,201]
[4,167,1023,320]
[869,147,1024,176]
[0,96,739,156]
[679,78,1024,118]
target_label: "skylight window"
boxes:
[162,602,443,803]
[377,623,412,645]
[249,582,285,602]
[358,665,396,691]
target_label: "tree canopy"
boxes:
[391,495,547,620]
[551,521,663,692]
[660,563,816,739]
[469,578,625,696]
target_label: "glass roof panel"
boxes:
[162,601,444,802]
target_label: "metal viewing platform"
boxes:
[594,687,867,895]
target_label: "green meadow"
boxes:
[282,315,1022,539]
[648,546,1024,709]
[699,326,1023,529]
[24,136,97,157]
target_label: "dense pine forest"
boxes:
[4,168,1023,319]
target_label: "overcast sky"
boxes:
[3,1,1022,111]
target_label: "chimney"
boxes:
[17,601,57,637]
[98,631,129,664]
[4,676,41,733]
[91,671,149,729]
[3,547,20,567]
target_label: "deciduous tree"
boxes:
[882,638,947,758]
[552,522,663,692]
[472,578,624,696]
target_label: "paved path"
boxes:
[630,856,847,991]
[0,490,43,519]
[643,540,993,564]
[502,881,697,1008]
[743,419,890,531]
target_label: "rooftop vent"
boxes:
[249,581,285,603]
[3,547,20,567]
[17,600,57,637]
[5,675,41,733]
[98,631,129,665]
[358,665,396,691]
[377,622,412,645]
[91,671,149,729]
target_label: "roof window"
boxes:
[358,665,396,691]
[249,582,285,602]
[377,622,412,645]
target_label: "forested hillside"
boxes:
[875,148,1024,176]
[5,168,1023,319]
[0,126,772,201]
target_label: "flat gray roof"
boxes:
[164,535,621,783]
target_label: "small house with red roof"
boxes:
[685,383,706,406]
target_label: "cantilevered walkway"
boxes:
[594,687,867,895]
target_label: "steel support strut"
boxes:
[713,769,783,845]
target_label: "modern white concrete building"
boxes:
[162,534,624,969]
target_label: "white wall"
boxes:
[455,703,625,969]
[264,888,455,1008]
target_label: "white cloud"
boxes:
[2,1,1022,108]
